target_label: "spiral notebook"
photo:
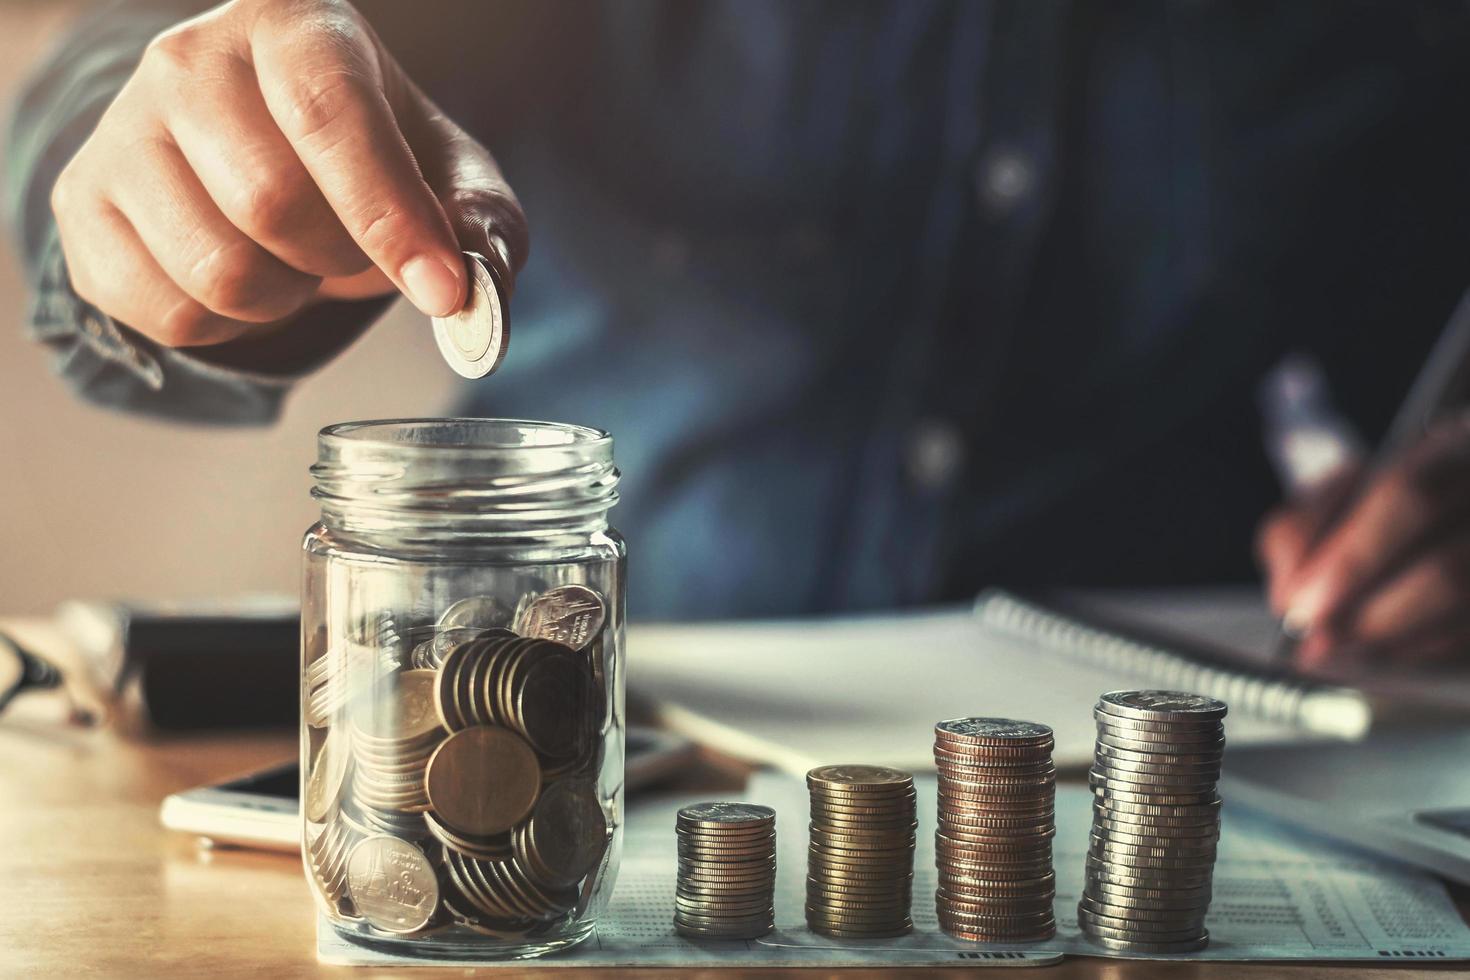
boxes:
[628,587,1390,772]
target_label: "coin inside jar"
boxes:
[514,585,607,650]
[351,669,442,743]
[305,727,350,823]
[516,777,607,886]
[426,725,541,837]
[345,835,441,935]
[431,252,509,379]
[515,646,591,758]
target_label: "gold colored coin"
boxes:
[305,728,349,823]
[426,726,541,837]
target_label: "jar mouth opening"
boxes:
[320,418,612,457]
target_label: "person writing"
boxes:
[11,0,1470,662]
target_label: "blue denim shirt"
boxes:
[12,2,1470,618]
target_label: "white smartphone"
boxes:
[160,726,699,852]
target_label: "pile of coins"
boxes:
[805,765,917,938]
[1079,690,1227,954]
[673,803,778,939]
[932,718,1057,942]
[302,584,613,940]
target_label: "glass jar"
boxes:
[300,419,624,960]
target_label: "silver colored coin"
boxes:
[1077,905,1208,936]
[934,718,1054,743]
[1083,932,1211,954]
[515,585,608,650]
[438,595,508,630]
[1084,853,1214,884]
[1092,761,1222,785]
[1093,739,1224,763]
[431,250,509,379]
[677,801,776,829]
[1086,880,1212,906]
[344,835,440,935]
[1079,896,1211,922]
[1093,819,1219,844]
[1097,690,1228,722]
[1091,796,1222,819]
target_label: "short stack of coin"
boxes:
[805,765,917,938]
[673,802,778,939]
[933,718,1057,942]
[1080,690,1227,954]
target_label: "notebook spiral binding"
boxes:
[974,590,1371,740]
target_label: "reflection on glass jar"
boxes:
[300,419,625,960]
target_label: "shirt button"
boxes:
[907,418,965,492]
[975,148,1034,213]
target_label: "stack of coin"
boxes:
[411,626,498,670]
[932,718,1057,942]
[673,802,778,939]
[307,817,362,918]
[304,622,400,728]
[805,765,917,938]
[1079,690,1227,954]
[434,633,595,769]
[349,669,443,815]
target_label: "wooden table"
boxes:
[2,623,1465,979]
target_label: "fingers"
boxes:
[1255,464,1362,614]
[248,5,466,316]
[1298,526,1470,668]
[161,43,369,280]
[1302,611,1470,669]
[108,133,320,323]
[56,193,251,348]
[1276,417,1470,634]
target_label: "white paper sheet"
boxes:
[321,773,1470,967]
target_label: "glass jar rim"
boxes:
[320,418,612,457]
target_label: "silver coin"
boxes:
[515,585,608,650]
[1099,746,1223,769]
[344,835,440,934]
[1083,931,1211,954]
[935,718,1054,743]
[1097,691,1228,722]
[412,626,497,669]
[431,250,509,379]
[437,595,508,630]
[677,801,776,829]
[1079,894,1211,920]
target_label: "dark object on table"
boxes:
[59,598,298,730]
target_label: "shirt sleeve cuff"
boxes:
[28,226,391,426]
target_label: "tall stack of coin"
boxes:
[932,718,1057,942]
[673,803,778,939]
[1080,690,1227,954]
[805,765,917,938]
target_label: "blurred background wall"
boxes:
[0,5,457,613]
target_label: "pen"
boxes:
[1270,284,1470,664]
